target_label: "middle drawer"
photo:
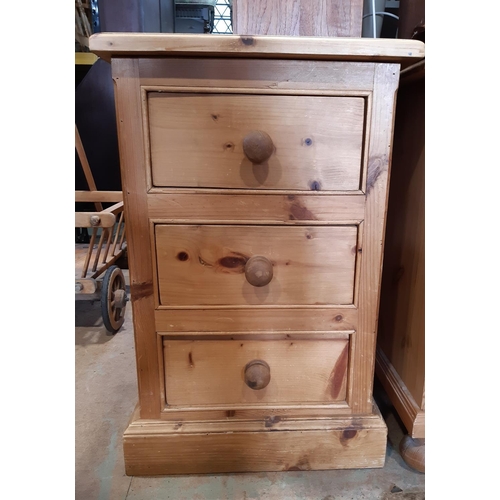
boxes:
[155,224,357,306]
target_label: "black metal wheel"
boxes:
[101,265,127,334]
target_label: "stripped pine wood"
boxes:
[350,64,400,413]
[147,193,365,223]
[112,59,161,419]
[138,59,376,94]
[133,405,385,434]
[155,307,357,332]
[92,33,423,475]
[159,331,352,340]
[376,64,425,450]
[123,406,387,475]
[159,403,352,421]
[376,348,425,438]
[89,34,424,68]
[148,93,365,191]
[163,339,349,405]
[155,224,358,306]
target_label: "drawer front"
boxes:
[148,93,365,191]
[155,224,357,306]
[163,339,349,406]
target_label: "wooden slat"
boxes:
[75,125,103,212]
[102,201,124,215]
[75,191,123,203]
[89,33,424,68]
[75,278,97,294]
[102,222,116,264]
[147,193,365,223]
[75,244,123,281]
[117,225,126,253]
[91,229,107,272]
[155,307,357,332]
[113,58,161,419]
[75,212,116,228]
[350,64,400,413]
[233,0,364,38]
[155,224,357,306]
[81,228,97,278]
[163,339,349,405]
[109,212,124,259]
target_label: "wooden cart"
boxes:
[75,125,128,333]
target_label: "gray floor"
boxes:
[76,273,424,500]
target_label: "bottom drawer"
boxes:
[163,339,349,406]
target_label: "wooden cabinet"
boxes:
[90,33,424,476]
[376,61,425,472]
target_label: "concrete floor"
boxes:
[76,273,424,500]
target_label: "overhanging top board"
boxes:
[89,33,424,68]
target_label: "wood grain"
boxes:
[95,34,419,473]
[155,307,357,332]
[75,190,123,203]
[350,64,400,413]
[75,243,122,280]
[163,339,349,405]
[148,93,364,191]
[159,405,352,421]
[377,72,425,408]
[89,34,424,69]
[376,65,425,440]
[376,348,424,438]
[123,406,387,475]
[147,193,365,223]
[233,0,363,37]
[112,59,161,419]
[75,212,115,228]
[138,59,376,93]
[155,224,357,306]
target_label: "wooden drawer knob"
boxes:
[245,255,273,287]
[242,130,274,164]
[244,360,271,390]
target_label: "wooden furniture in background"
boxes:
[75,125,128,334]
[397,0,425,40]
[90,33,424,475]
[233,0,364,37]
[375,60,425,472]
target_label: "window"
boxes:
[212,0,232,34]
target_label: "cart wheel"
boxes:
[101,265,127,334]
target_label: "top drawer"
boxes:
[147,93,365,191]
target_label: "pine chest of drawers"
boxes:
[90,33,424,476]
